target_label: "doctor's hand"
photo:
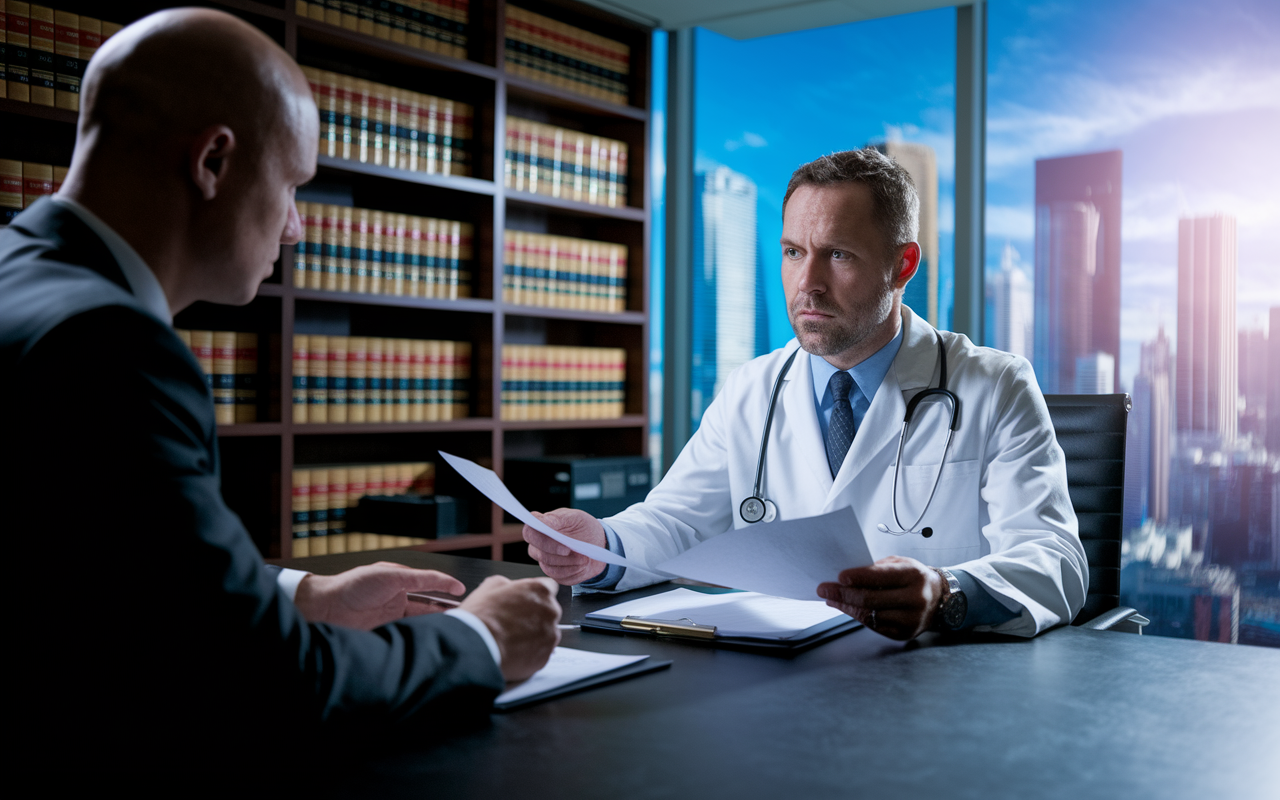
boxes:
[523,508,608,586]
[816,556,945,641]
[294,562,466,630]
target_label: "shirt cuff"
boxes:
[952,568,1019,629]
[445,608,502,669]
[576,523,626,591]
[276,568,310,603]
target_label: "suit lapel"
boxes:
[827,307,940,505]
[13,197,132,294]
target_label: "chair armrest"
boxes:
[1079,606,1150,633]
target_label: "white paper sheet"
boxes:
[657,507,874,601]
[586,588,848,640]
[440,451,670,575]
[440,452,873,600]
[495,647,650,705]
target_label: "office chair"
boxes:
[1043,394,1150,634]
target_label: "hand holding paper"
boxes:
[439,452,875,601]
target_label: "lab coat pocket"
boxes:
[894,459,981,558]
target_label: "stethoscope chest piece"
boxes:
[739,497,778,524]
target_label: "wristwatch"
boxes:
[933,568,968,631]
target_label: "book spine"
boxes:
[346,465,368,551]
[21,161,51,207]
[353,207,370,294]
[421,93,438,174]
[394,337,411,422]
[26,2,51,106]
[405,214,422,297]
[309,468,329,555]
[316,203,335,290]
[78,16,100,62]
[52,9,77,111]
[410,338,427,422]
[388,212,406,296]
[0,159,22,224]
[292,469,311,558]
[500,343,512,420]
[328,335,348,423]
[327,467,348,553]
[293,200,310,287]
[292,334,308,423]
[456,221,472,297]
[454,339,470,419]
[211,331,236,425]
[425,338,441,421]
[366,336,384,423]
[421,216,438,298]
[308,334,329,423]
[502,229,516,304]
[332,204,350,292]
[6,2,30,104]
[347,336,368,423]
[234,332,258,423]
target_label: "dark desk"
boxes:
[281,550,1280,800]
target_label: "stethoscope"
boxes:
[738,333,961,538]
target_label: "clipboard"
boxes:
[579,614,863,655]
[493,657,673,712]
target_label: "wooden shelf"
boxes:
[316,155,496,195]
[293,419,496,435]
[407,527,526,553]
[504,73,647,121]
[499,415,647,431]
[0,98,78,124]
[295,15,499,80]
[290,285,496,313]
[505,189,645,221]
[501,305,646,325]
[218,422,285,437]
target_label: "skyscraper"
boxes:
[1074,352,1115,394]
[871,140,939,325]
[1176,214,1238,445]
[1143,328,1173,524]
[1032,151,1122,393]
[691,166,767,425]
[1238,327,1268,445]
[990,242,1033,359]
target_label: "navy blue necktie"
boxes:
[826,371,855,478]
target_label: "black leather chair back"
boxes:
[1042,394,1130,625]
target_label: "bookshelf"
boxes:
[1,0,653,561]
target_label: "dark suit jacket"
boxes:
[0,200,503,778]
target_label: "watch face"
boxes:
[943,593,967,629]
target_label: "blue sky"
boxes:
[681,0,1280,391]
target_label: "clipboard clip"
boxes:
[620,616,717,639]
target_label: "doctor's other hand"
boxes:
[523,508,608,586]
[816,556,945,641]
[294,562,466,630]
[460,575,562,682]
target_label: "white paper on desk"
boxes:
[495,647,650,705]
[587,588,848,640]
[657,507,874,601]
[440,452,671,575]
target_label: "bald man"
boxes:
[0,8,559,775]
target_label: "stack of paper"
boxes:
[586,588,850,641]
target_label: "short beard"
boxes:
[788,277,895,358]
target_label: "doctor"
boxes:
[524,148,1086,640]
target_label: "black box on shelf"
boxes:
[351,495,469,539]
[504,456,652,519]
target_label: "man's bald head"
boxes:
[60,8,318,312]
[78,8,312,162]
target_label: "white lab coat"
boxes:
[606,306,1087,636]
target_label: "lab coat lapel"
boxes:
[826,307,938,507]
[779,346,834,495]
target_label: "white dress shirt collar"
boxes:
[51,195,173,324]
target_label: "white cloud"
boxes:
[1121,182,1280,243]
[987,57,1280,177]
[724,131,768,152]
[985,204,1035,240]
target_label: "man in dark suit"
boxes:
[0,8,559,781]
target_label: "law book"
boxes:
[425,338,442,421]
[1,159,22,224]
[368,209,385,294]
[186,330,214,394]
[370,81,388,166]
[338,73,355,161]
[297,0,311,17]
[1,3,8,102]
[347,465,372,551]
[234,332,258,423]
[421,216,439,296]
[356,0,376,37]
[341,0,360,32]
[26,2,51,106]
[394,337,412,422]
[291,468,311,558]
[405,213,423,297]
[387,213,406,296]
[454,340,471,419]
[502,229,518,304]
[20,161,50,207]
[308,468,330,555]
[307,334,329,424]
[327,466,348,553]
[333,204,352,292]
[366,336,385,423]
[210,331,236,425]
[398,87,420,171]
[77,15,100,61]
[100,21,121,42]
[293,200,311,287]
[292,334,309,423]
[347,335,368,422]
[328,335,348,423]
[410,338,427,422]
[52,8,76,110]
[6,1,29,102]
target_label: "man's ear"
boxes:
[893,242,922,289]
[190,124,237,201]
